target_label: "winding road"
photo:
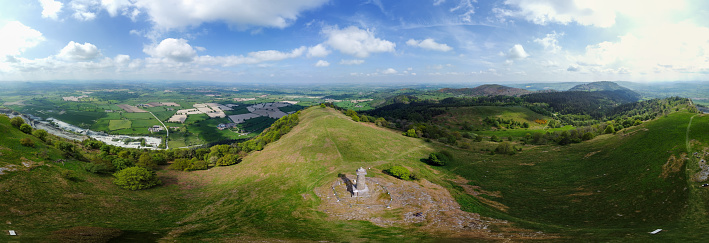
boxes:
[149,112,169,149]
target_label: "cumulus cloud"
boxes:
[143,38,197,62]
[574,21,709,75]
[507,44,529,60]
[70,0,98,21]
[0,21,45,57]
[39,0,63,20]
[339,59,364,65]
[101,0,133,17]
[534,31,563,53]
[196,46,306,66]
[323,26,395,58]
[134,0,329,30]
[499,0,685,28]
[406,38,452,52]
[58,41,101,61]
[314,60,329,67]
[381,68,397,74]
[307,44,330,57]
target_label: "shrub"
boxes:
[582,132,595,141]
[113,167,161,190]
[19,124,32,134]
[490,135,499,142]
[427,152,451,166]
[112,157,134,171]
[216,154,240,166]
[85,162,115,174]
[495,141,515,155]
[188,159,208,171]
[10,116,24,128]
[60,170,80,181]
[33,129,48,141]
[20,138,34,147]
[169,158,192,171]
[404,129,417,138]
[385,166,411,180]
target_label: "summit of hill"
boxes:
[438,84,532,97]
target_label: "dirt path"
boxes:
[149,111,169,149]
[687,114,699,152]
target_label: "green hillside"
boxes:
[437,111,709,241]
[2,107,707,242]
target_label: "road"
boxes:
[149,112,169,149]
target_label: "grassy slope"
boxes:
[440,111,709,241]
[166,107,441,241]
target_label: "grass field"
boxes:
[437,111,709,241]
[108,119,131,130]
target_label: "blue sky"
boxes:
[2,0,709,84]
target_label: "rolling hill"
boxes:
[1,106,708,242]
[438,84,532,97]
[569,81,633,92]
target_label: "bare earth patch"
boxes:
[661,153,686,179]
[315,175,553,240]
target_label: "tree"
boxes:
[490,135,499,142]
[20,138,34,147]
[19,124,32,134]
[112,157,134,171]
[216,154,240,166]
[33,129,48,142]
[136,152,158,170]
[582,132,595,141]
[427,152,449,166]
[404,129,417,138]
[604,124,615,134]
[375,117,388,127]
[113,167,161,190]
[10,116,24,128]
[495,141,515,155]
[385,166,411,180]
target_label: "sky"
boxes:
[1,0,709,84]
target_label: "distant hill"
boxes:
[438,84,532,97]
[568,81,631,92]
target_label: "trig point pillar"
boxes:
[355,167,369,195]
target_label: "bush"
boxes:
[582,132,595,141]
[112,157,134,171]
[490,135,499,142]
[19,124,32,134]
[216,154,240,166]
[427,152,451,166]
[20,138,34,147]
[385,165,411,180]
[113,167,161,190]
[170,158,209,171]
[33,129,49,142]
[495,141,515,155]
[10,116,24,128]
[60,170,80,181]
[85,162,115,174]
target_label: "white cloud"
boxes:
[143,38,197,62]
[134,0,329,31]
[307,44,330,57]
[314,60,329,67]
[323,26,395,58]
[196,46,306,66]
[39,0,63,20]
[500,0,685,28]
[70,0,98,21]
[381,68,397,74]
[0,21,45,57]
[58,41,101,61]
[433,0,446,6]
[101,0,133,17]
[507,44,528,59]
[406,38,452,52]
[534,31,563,53]
[573,21,709,75]
[115,54,130,65]
[450,0,476,22]
[340,59,364,65]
